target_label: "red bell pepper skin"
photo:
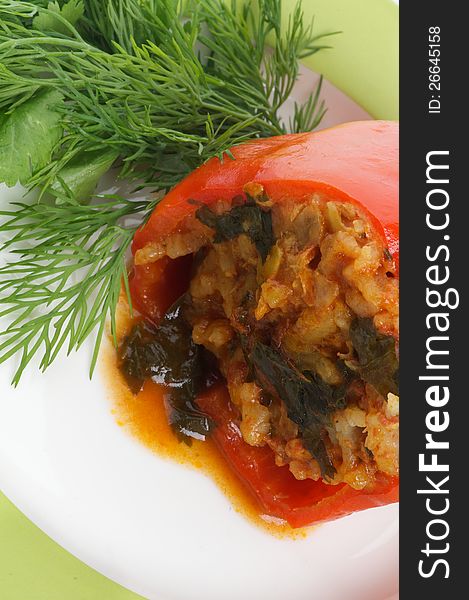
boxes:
[130,121,399,526]
[129,255,193,324]
[196,385,398,528]
[133,120,399,273]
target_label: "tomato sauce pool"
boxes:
[101,294,309,538]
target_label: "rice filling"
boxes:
[131,183,399,491]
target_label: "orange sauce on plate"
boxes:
[102,296,309,538]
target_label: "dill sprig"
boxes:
[0,0,335,382]
[0,196,154,384]
[0,0,332,190]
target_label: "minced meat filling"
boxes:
[134,184,399,491]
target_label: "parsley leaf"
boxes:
[33,0,84,35]
[50,149,119,203]
[0,89,63,187]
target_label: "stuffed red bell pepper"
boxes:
[120,120,399,528]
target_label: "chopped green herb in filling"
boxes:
[349,318,399,398]
[119,297,214,442]
[195,198,274,262]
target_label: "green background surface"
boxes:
[0,1,398,599]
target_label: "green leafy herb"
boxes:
[195,198,274,261]
[0,89,63,187]
[289,74,327,133]
[0,196,155,384]
[119,298,213,441]
[0,0,332,192]
[33,0,84,35]
[80,0,184,54]
[0,0,336,381]
[349,318,399,398]
[50,149,119,202]
[247,341,351,479]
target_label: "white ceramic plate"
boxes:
[0,70,398,600]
